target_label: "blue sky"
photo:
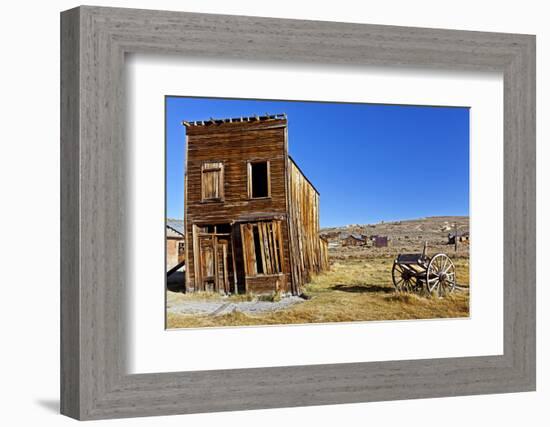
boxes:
[166,96,469,227]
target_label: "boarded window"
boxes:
[252,227,264,274]
[197,224,229,234]
[201,162,223,200]
[241,221,284,276]
[248,161,270,198]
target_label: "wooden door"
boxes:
[199,236,215,292]
[198,235,230,294]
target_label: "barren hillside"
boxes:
[321,216,469,259]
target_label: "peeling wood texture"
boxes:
[287,157,326,294]
[184,115,327,295]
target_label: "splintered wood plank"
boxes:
[267,223,275,273]
[230,230,239,294]
[269,222,280,273]
[219,240,229,294]
[212,237,219,292]
[240,224,249,275]
[256,224,268,275]
[249,224,258,275]
[241,223,256,276]
[258,222,272,274]
[192,225,202,291]
[276,221,285,273]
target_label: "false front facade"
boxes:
[183,114,328,296]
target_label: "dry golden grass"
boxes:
[167,257,469,329]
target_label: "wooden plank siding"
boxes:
[184,118,292,294]
[183,116,327,295]
[286,157,327,294]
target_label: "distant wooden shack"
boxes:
[183,114,327,296]
[372,235,388,248]
[341,233,365,247]
[448,231,469,245]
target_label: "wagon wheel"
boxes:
[392,262,417,292]
[426,254,456,297]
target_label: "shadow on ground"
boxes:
[330,283,394,294]
[167,271,185,293]
[35,399,59,413]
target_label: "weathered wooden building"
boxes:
[370,235,389,248]
[182,113,327,296]
[166,219,185,271]
[341,233,365,247]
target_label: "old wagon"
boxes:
[391,243,456,296]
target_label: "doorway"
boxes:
[194,224,234,294]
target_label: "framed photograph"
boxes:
[61,6,535,420]
[165,99,471,331]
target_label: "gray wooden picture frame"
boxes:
[60,5,536,420]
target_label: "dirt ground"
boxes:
[166,255,469,329]
[166,216,470,329]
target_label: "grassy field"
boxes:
[166,257,469,329]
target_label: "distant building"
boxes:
[166,219,185,272]
[447,231,469,245]
[372,235,388,248]
[341,233,365,247]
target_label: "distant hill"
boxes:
[321,216,469,259]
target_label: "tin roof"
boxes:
[166,219,184,236]
[340,232,364,240]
